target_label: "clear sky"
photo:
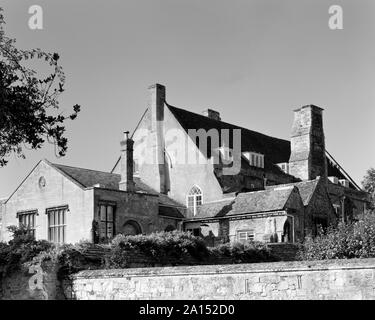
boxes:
[1,0,374,197]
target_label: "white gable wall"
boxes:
[1,160,94,243]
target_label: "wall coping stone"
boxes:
[72,258,375,280]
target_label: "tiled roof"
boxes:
[187,187,296,220]
[167,104,291,165]
[51,163,157,194]
[225,187,296,216]
[51,162,188,212]
[266,179,320,206]
[159,206,185,219]
[193,199,235,219]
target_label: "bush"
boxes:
[0,226,54,276]
[209,241,278,263]
[297,212,375,260]
[106,231,209,268]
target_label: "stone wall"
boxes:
[0,260,64,300]
[67,258,375,300]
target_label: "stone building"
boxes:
[0,84,369,244]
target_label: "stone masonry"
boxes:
[67,258,375,300]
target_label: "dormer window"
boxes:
[277,162,289,174]
[187,185,202,216]
[242,152,264,168]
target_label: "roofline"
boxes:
[47,160,87,189]
[326,150,362,191]
[86,186,159,197]
[158,214,184,220]
[184,209,287,222]
[111,108,149,174]
[5,159,43,204]
[165,102,291,145]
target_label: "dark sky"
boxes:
[1,0,374,197]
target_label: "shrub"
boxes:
[209,241,278,263]
[297,212,375,260]
[106,231,209,268]
[0,226,54,276]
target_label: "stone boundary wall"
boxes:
[0,261,65,300]
[68,258,375,300]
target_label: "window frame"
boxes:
[46,206,68,244]
[236,229,255,242]
[186,185,203,216]
[17,210,37,238]
[98,202,116,242]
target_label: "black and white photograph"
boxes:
[0,0,375,309]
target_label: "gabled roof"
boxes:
[194,199,235,219]
[50,162,186,208]
[226,186,296,216]
[159,206,185,219]
[266,178,320,206]
[167,104,291,165]
[188,186,297,220]
[50,162,157,194]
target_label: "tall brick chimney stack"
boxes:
[288,105,327,181]
[119,131,135,192]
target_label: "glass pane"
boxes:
[107,206,113,222]
[99,222,106,238]
[107,223,113,238]
[196,195,202,206]
[100,205,106,221]
[188,196,194,208]
[49,212,53,226]
[62,226,66,243]
[62,210,65,224]
[58,226,61,243]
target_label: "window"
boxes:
[99,204,115,241]
[187,185,202,216]
[237,230,254,242]
[242,152,264,169]
[47,207,67,244]
[187,228,200,237]
[277,162,289,174]
[18,210,37,237]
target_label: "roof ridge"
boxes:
[166,103,290,144]
[52,163,119,176]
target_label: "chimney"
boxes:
[202,109,221,121]
[119,131,135,192]
[148,83,167,193]
[288,105,327,181]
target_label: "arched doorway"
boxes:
[122,220,142,236]
[282,220,291,243]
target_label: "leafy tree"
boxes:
[0,8,80,166]
[362,167,375,211]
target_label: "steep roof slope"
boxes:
[167,104,291,165]
[266,179,320,206]
[187,186,297,220]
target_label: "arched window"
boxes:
[187,185,202,216]
[122,220,142,236]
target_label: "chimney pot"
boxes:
[202,109,221,121]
